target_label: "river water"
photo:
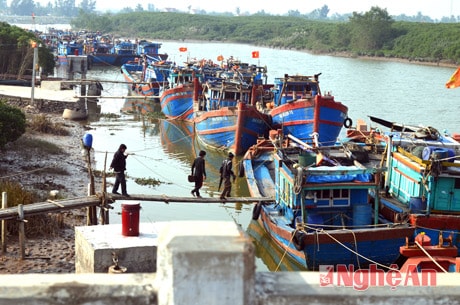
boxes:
[83,41,459,271]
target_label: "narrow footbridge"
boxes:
[0,194,273,221]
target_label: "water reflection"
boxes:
[158,118,250,197]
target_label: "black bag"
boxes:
[188,175,195,182]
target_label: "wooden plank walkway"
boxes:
[0,194,273,221]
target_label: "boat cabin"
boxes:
[271,74,321,107]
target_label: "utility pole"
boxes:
[31,41,38,104]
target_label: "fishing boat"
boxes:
[55,40,85,67]
[120,58,173,113]
[363,120,460,255]
[193,78,272,155]
[136,40,169,61]
[160,58,267,122]
[87,40,139,67]
[269,74,349,147]
[242,131,414,270]
[159,65,204,121]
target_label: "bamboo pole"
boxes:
[18,204,25,260]
[87,148,97,225]
[100,152,109,225]
[1,192,7,254]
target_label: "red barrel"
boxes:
[121,203,140,236]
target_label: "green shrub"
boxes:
[0,100,26,148]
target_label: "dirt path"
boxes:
[0,113,94,274]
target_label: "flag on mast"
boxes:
[445,67,460,89]
[252,51,259,58]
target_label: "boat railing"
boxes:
[294,220,411,232]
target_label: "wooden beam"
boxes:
[0,194,272,221]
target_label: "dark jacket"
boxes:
[220,158,235,179]
[110,149,127,172]
[191,157,206,178]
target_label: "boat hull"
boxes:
[259,203,414,270]
[194,103,270,155]
[160,85,194,120]
[88,54,137,66]
[121,64,161,97]
[270,95,348,145]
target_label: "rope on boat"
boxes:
[302,224,400,271]
[275,227,298,272]
[414,240,448,273]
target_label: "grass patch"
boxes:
[8,136,64,155]
[27,114,70,135]
[0,180,63,237]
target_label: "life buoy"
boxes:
[292,230,306,251]
[343,117,353,128]
[252,202,262,220]
[238,162,245,177]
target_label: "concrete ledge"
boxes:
[0,273,156,304]
[0,272,460,305]
[1,221,460,305]
[75,223,164,273]
[255,272,460,305]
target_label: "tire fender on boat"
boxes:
[292,230,306,251]
[343,117,353,128]
[252,202,262,220]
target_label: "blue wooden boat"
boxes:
[270,74,349,146]
[121,59,171,95]
[159,65,204,121]
[360,121,460,256]
[242,133,414,270]
[120,59,173,113]
[87,40,137,66]
[193,79,272,155]
[87,40,165,67]
[136,40,169,61]
[160,59,267,123]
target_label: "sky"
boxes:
[7,0,459,20]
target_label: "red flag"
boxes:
[217,55,224,61]
[179,47,187,52]
[252,51,259,59]
[446,67,460,89]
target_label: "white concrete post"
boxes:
[155,221,255,305]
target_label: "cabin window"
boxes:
[455,178,460,189]
[316,189,350,207]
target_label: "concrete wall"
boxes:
[1,95,76,114]
[75,223,159,273]
[1,221,460,305]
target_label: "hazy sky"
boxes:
[12,0,459,20]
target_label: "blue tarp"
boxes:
[305,166,372,183]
